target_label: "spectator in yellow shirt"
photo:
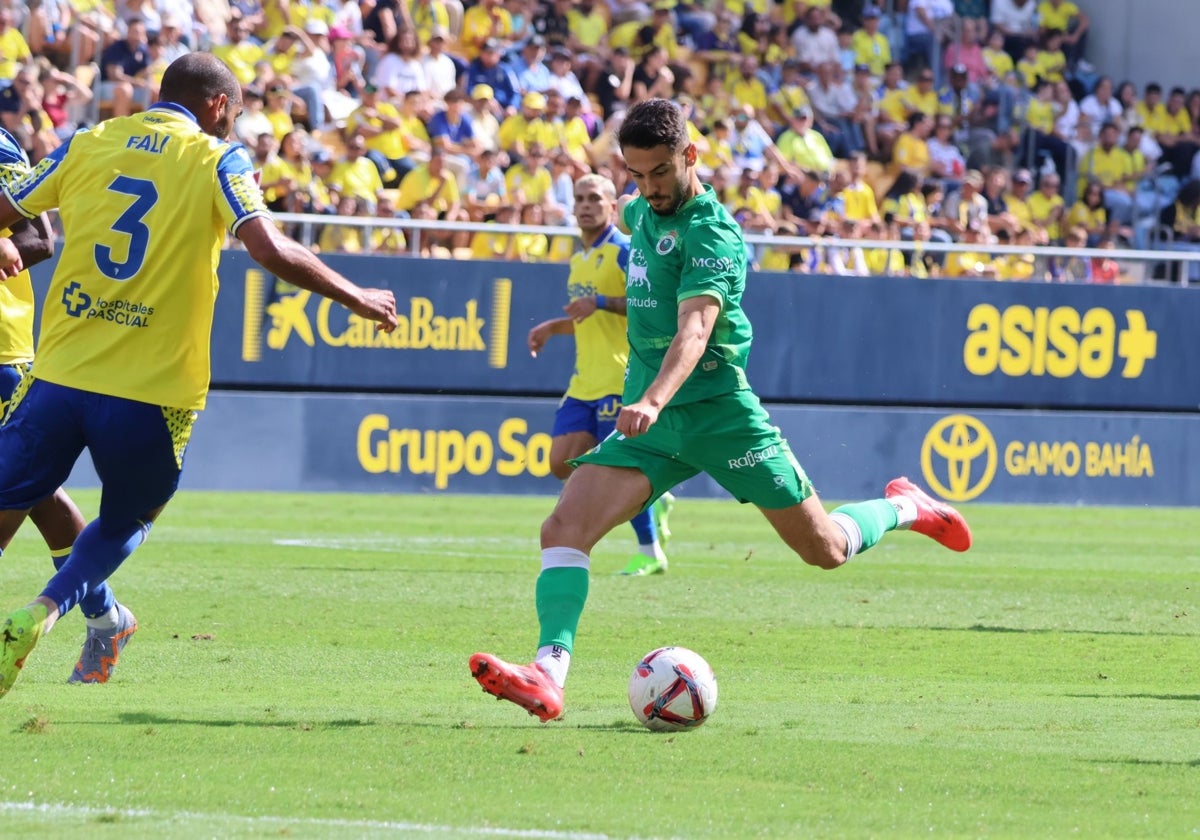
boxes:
[498,91,561,159]
[1015,43,1040,90]
[1077,121,1134,222]
[263,83,295,141]
[842,151,879,223]
[1157,86,1193,149]
[1066,179,1112,245]
[982,30,1014,84]
[852,6,891,78]
[1035,32,1067,85]
[470,203,522,260]
[943,224,998,279]
[346,84,412,186]
[328,134,386,210]
[1028,171,1066,242]
[400,148,471,251]
[903,69,939,119]
[729,56,769,128]
[1036,0,1089,66]
[0,8,30,83]
[1004,168,1035,231]
[461,0,515,61]
[775,106,835,177]
[319,195,368,254]
[504,141,553,206]
[892,112,933,177]
[214,18,265,86]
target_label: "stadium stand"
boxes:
[9,0,1200,279]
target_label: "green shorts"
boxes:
[569,389,813,511]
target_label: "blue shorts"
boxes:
[551,394,622,440]
[0,362,30,416]
[0,379,197,522]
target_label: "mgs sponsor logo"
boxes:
[728,444,779,469]
[691,256,736,271]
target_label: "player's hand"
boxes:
[527,321,553,355]
[353,288,398,333]
[0,238,22,278]
[617,400,659,438]
[563,296,597,321]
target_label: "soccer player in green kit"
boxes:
[470,98,972,723]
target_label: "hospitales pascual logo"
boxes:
[921,414,997,502]
[241,273,512,369]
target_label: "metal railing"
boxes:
[268,212,1200,286]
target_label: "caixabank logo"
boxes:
[920,414,997,502]
[921,413,1157,502]
[239,270,512,370]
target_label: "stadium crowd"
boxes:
[5,0,1200,279]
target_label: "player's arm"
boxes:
[7,212,53,267]
[617,293,719,438]
[564,294,626,320]
[528,316,573,355]
[238,216,398,331]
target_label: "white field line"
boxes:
[0,801,617,839]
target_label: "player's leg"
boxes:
[25,487,127,681]
[35,397,193,685]
[548,431,596,481]
[695,391,971,569]
[587,398,668,575]
[762,478,972,565]
[552,396,666,574]
[471,430,696,721]
[0,381,89,698]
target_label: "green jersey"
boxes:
[621,185,753,407]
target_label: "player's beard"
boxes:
[647,177,690,216]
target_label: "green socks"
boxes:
[829,499,900,558]
[536,565,589,652]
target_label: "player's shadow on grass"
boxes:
[1095,757,1200,768]
[116,712,376,729]
[931,625,1191,638]
[1066,693,1200,702]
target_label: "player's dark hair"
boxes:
[160,52,241,115]
[617,98,688,153]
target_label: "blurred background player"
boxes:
[527,172,673,576]
[0,125,132,686]
[0,54,397,699]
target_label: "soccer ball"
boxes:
[627,646,718,731]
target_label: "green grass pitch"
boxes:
[0,490,1195,838]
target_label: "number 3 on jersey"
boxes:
[95,175,158,281]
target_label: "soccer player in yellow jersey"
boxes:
[526,174,671,577]
[0,53,398,699]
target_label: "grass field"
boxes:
[0,490,1195,839]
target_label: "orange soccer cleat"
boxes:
[885,476,973,552]
[469,653,564,722]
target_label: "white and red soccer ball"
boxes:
[627,646,718,731]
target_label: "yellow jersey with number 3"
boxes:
[0,129,35,365]
[4,103,270,410]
